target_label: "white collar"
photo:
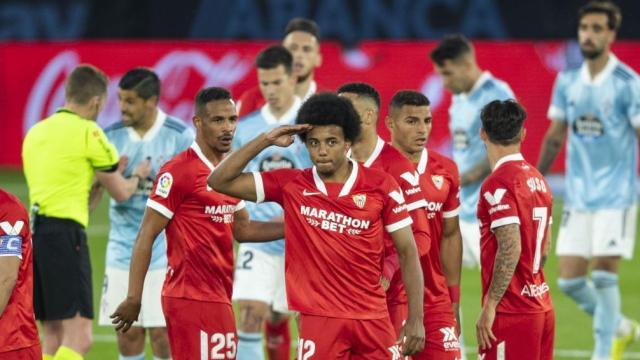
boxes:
[303,80,317,101]
[127,108,167,142]
[190,141,215,171]
[259,96,302,125]
[493,153,524,172]
[458,71,492,100]
[417,148,428,174]
[580,53,619,86]
[359,136,385,168]
[312,159,359,197]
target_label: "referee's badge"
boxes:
[155,172,173,198]
[352,194,366,209]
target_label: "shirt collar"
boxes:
[458,71,492,100]
[580,53,619,86]
[416,148,428,174]
[303,80,317,101]
[493,153,524,172]
[259,96,302,125]
[127,108,167,142]
[312,158,359,197]
[190,141,215,171]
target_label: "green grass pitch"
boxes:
[1,169,638,359]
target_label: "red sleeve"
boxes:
[0,192,30,260]
[481,178,520,230]
[146,163,187,219]
[443,160,461,218]
[254,168,300,205]
[382,176,413,233]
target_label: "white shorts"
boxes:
[99,267,167,328]
[232,245,289,313]
[556,205,637,260]
[460,219,481,268]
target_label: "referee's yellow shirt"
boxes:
[22,109,119,228]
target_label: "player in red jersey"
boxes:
[337,83,432,336]
[110,87,285,360]
[210,93,425,359]
[387,90,463,359]
[475,100,554,360]
[237,18,323,118]
[0,189,42,359]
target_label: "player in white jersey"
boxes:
[430,34,515,268]
[537,3,640,360]
[96,69,193,360]
[232,45,311,360]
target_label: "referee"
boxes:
[22,64,151,360]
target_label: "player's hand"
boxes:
[133,158,152,179]
[476,304,497,350]
[398,316,425,356]
[380,276,390,291]
[110,297,142,333]
[452,302,461,336]
[264,124,312,147]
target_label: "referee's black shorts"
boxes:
[32,215,93,321]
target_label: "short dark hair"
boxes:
[284,18,320,40]
[65,64,108,104]
[195,87,232,115]
[337,82,380,110]
[429,34,473,66]
[119,68,160,100]
[256,45,293,74]
[296,92,361,143]
[480,99,526,146]
[389,90,431,111]
[578,1,622,31]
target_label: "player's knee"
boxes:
[237,301,269,332]
[148,328,171,357]
[117,328,145,354]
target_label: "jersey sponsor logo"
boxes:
[452,129,469,150]
[432,175,444,190]
[259,152,295,171]
[483,188,506,206]
[520,282,550,298]
[400,171,421,186]
[0,235,23,256]
[204,204,236,224]
[388,344,403,360]
[0,220,24,235]
[573,113,604,138]
[404,187,422,196]
[352,194,366,208]
[388,189,406,205]
[300,205,370,235]
[155,172,173,198]
[425,201,444,213]
[439,326,460,350]
[303,189,322,196]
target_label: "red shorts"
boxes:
[0,344,42,359]
[387,301,408,337]
[162,296,237,360]
[478,310,555,360]
[413,311,461,360]
[298,313,398,359]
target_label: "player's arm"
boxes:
[541,224,552,269]
[441,215,463,329]
[110,208,168,332]
[95,157,151,203]
[390,226,425,355]
[0,256,20,316]
[476,223,521,349]
[460,157,491,186]
[208,124,311,200]
[233,207,284,242]
[536,121,567,175]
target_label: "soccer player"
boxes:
[537,2,640,359]
[110,87,284,360]
[387,90,463,360]
[22,64,151,360]
[97,68,193,360]
[232,45,310,360]
[237,17,322,118]
[476,100,554,360]
[430,34,516,269]
[337,82,431,336]
[209,93,426,358]
[0,189,41,359]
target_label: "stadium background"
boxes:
[1,0,639,359]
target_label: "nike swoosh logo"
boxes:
[303,189,322,196]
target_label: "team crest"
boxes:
[352,194,367,208]
[431,175,444,190]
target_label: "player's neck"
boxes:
[350,129,379,162]
[464,66,483,93]
[269,96,296,119]
[487,145,521,171]
[390,138,421,162]
[133,108,158,137]
[320,159,353,183]
[586,51,611,80]
[295,75,313,99]
[63,102,95,121]
[195,138,225,166]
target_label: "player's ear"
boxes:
[192,115,201,130]
[385,115,394,131]
[520,128,527,143]
[146,95,159,107]
[316,51,323,68]
[479,127,488,141]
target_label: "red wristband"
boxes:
[448,285,460,303]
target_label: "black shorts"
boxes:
[32,216,93,320]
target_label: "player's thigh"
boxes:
[236,299,270,332]
[232,246,279,304]
[98,267,129,326]
[162,297,237,360]
[414,312,461,360]
[558,256,590,278]
[297,313,350,359]
[459,219,481,267]
[556,208,592,259]
[478,312,546,360]
[592,205,637,260]
[351,317,399,360]
[271,254,291,315]
[139,268,167,328]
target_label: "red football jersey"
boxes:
[416,148,460,312]
[237,80,321,118]
[0,189,39,352]
[477,153,553,313]
[147,143,245,304]
[255,160,413,319]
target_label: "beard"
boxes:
[580,44,604,60]
[296,70,312,84]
